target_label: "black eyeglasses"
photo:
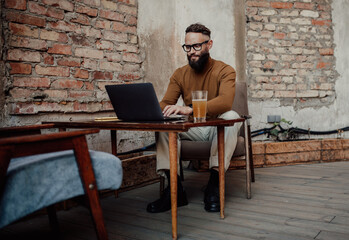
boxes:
[182,40,209,52]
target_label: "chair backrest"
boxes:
[232,81,249,116]
[232,81,249,137]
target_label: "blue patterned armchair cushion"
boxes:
[0,150,122,228]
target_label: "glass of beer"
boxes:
[192,90,208,122]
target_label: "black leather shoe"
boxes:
[204,183,220,212]
[146,186,188,213]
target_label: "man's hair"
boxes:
[185,23,211,38]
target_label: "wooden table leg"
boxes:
[111,130,117,156]
[168,132,178,240]
[110,130,119,198]
[217,126,225,219]
[244,120,252,199]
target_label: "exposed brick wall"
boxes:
[196,138,349,170]
[0,1,5,119]
[245,0,338,109]
[251,138,349,167]
[3,0,141,115]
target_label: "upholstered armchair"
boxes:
[0,124,123,240]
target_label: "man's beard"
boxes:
[188,52,209,72]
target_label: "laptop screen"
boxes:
[105,83,167,121]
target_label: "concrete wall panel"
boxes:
[138,0,236,100]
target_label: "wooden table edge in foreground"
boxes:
[44,118,245,240]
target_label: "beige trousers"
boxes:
[156,110,242,177]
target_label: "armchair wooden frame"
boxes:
[0,124,109,240]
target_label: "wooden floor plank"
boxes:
[330,216,349,225]
[105,187,322,240]
[238,192,349,214]
[315,230,349,240]
[62,203,253,240]
[100,198,312,240]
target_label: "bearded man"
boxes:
[146,23,242,213]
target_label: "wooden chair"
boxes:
[0,124,123,240]
[161,82,254,199]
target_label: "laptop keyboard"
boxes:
[163,115,185,121]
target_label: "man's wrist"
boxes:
[187,104,193,115]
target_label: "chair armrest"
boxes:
[0,123,56,138]
[0,129,100,162]
[240,115,252,119]
[0,129,99,146]
[240,115,252,126]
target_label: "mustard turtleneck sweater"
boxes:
[159,57,236,118]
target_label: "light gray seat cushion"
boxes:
[0,150,122,228]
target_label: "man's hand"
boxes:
[163,105,193,117]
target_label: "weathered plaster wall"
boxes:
[137,0,177,99]
[332,0,349,134]
[138,0,236,100]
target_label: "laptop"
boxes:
[105,83,185,122]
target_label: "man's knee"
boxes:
[219,110,240,120]
[156,131,169,143]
